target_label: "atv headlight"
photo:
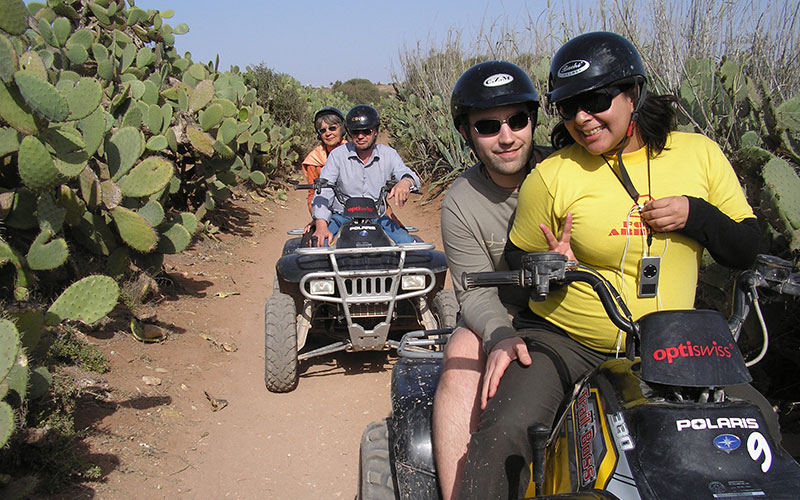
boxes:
[401,275,426,291]
[309,278,335,295]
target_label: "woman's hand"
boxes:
[481,336,531,409]
[641,196,689,232]
[539,212,575,261]
[387,178,413,207]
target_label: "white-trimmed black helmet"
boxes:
[547,31,646,104]
[451,60,539,130]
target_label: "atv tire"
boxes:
[264,292,298,393]
[432,289,458,329]
[358,419,396,500]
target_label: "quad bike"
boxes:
[358,252,800,499]
[264,178,457,393]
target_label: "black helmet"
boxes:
[345,105,380,133]
[450,60,539,130]
[547,31,646,104]
[314,106,344,124]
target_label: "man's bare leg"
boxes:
[432,327,485,500]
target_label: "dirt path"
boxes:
[60,187,445,499]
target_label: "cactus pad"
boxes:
[249,170,267,186]
[145,103,162,133]
[52,16,71,47]
[100,179,122,208]
[200,102,223,131]
[111,206,158,252]
[138,200,165,227]
[61,77,102,120]
[157,222,192,254]
[5,354,29,403]
[28,366,51,400]
[13,70,70,122]
[218,117,237,144]
[777,97,800,132]
[46,274,120,326]
[0,318,20,381]
[5,188,37,229]
[0,126,19,157]
[77,107,108,157]
[119,156,174,197]
[145,134,168,151]
[18,136,61,192]
[37,192,66,233]
[66,28,93,50]
[0,401,13,449]
[78,166,101,208]
[176,212,198,235]
[11,309,43,352]
[75,211,116,256]
[761,157,800,251]
[45,127,89,177]
[106,246,130,279]
[0,0,29,35]
[58,185,86,226]
[27,229,69,270]
[189,79,214,112]
[0,80,37,135]
[0,33,18,83]
[187,126,214,156]
[106,126,143,181]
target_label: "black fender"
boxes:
[390,357,441,499]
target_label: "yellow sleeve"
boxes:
[704,138,754,222]
[509,168,559,252]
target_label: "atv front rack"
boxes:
[295,243,439,356]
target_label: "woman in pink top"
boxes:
[302,107,347,214]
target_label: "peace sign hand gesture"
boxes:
[539,212,576,262]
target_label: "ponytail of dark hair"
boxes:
[549,91,678,157]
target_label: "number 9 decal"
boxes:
[747,432,772,473]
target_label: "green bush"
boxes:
[332,78,385,106]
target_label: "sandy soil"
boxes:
[53,184,446,500]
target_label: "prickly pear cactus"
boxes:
[0,0,309,309]
[46,275,120,326]
[0,318,21,448]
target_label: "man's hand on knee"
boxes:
[481,336,531,409]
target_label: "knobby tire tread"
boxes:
[358,419,396,500]
[264,292,298,392]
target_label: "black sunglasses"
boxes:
[351,128,374,136]
[472,112,531,135]
[318,125,339,134]
[555,87,623,121]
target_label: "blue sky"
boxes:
[133,0,541,87]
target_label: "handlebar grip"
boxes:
[462,271,523,289]
[779,273,800,296]
[293,184,315,190]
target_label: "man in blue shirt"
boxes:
[311,105,420,246]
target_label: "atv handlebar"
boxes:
[463,252,800,358]
[291,178,418,216]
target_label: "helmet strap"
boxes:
[612,77,648,201]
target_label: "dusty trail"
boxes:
[59,187,445,500]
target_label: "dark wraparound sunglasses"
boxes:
[318,125,339,134]
[555,87,623,121]
[472,112,531,135]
